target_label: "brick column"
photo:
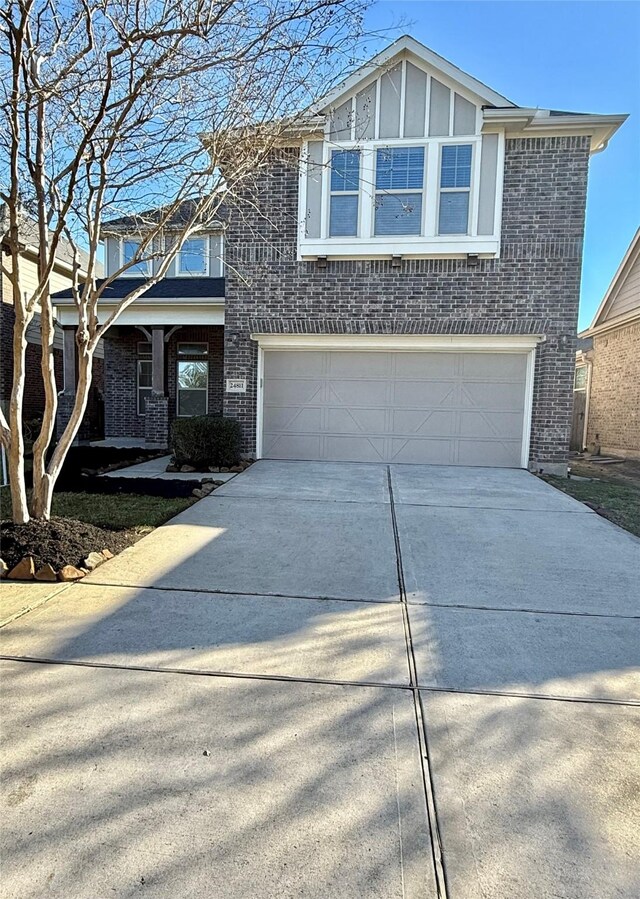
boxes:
[144,393,169,447]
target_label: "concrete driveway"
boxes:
[1,461,639,898]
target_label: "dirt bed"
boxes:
[0,517,139,572]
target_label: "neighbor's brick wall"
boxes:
[223,136,590,464]
[587,322,640,458]
[103,325,224,439]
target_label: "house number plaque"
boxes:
[226,378,247,393]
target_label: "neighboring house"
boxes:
[0,206,105,436]
[572,228,639,458]
[53,36,626,471]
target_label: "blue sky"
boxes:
[363,1,640,329]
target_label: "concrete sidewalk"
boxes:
[1,461,639,898]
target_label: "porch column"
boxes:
[151,326,164,394]
[144,326,169,447]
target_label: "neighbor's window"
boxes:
[574,366,588,391]
[137,342,152,415]
[329,150,360,237]
[374,147,425,236]
[438,144,472,235]
[123,239,150,276]
[178,237,208,275]
[177,343,208,416]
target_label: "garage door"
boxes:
[262,350,529,467]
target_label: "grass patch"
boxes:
[0,487,195,531]
[545,476,640,539]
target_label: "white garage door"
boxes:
[262,350,529,467]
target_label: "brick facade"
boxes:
[586,322,640,458]
[223,136,590,466]
[103,325,224,440]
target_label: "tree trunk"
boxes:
[31,290,59,518]
[8,311,30,524]
[29,471,54,520]
[30,349,93,521]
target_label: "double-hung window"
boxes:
[177,343,208,416]
[122,239,150,276]
[329,150,360,237]
[438,145,472,235]
[137,342,153,415]
[374,147,425,236]
[178,237,208,275]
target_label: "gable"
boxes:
[324,53,484,144]
[315,35,514,119]
[587,229,640,332]
[604,244,640,322]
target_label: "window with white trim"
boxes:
[177,342,208,416]
[438,144,472,235]
[122,239,150,276]
[298,59,505,258]
[178,237,208,275]
[374,147,425,236]
[574,365,588,391]
[329,150,360,237]
[137,342,152,415]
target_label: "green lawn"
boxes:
[545,476,640,539]
[0,487,195,531]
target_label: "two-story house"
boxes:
[53,36,626,471]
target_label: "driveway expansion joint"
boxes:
[74,580,401,604]
[2,655,635,707]
[387,466,450,899]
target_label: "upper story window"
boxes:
[374,147,425,236]
[178,237,208,275]
[122,239,150,276]
[106,232,224,278]
[329,150,360,237]
[438,144,472,235]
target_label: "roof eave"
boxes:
[482,110,628,154]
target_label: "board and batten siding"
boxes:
[327,60,479,143]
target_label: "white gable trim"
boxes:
[312,35,515,114]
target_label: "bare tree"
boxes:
[0,0,373,523]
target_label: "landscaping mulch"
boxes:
[0,517,138,572]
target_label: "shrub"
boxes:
[170,416,242,468]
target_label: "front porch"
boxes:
[59,324,225,448]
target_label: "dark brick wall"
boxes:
[103,329,144,438]
[103,325,224,439]
[223,136,591,465]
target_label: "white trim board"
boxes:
[251,333,543,351]
[56,303,225,327]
